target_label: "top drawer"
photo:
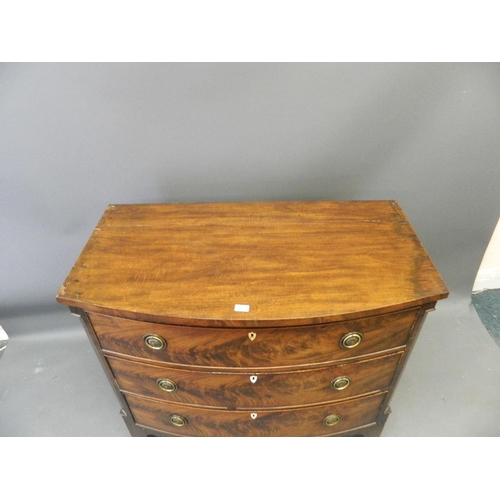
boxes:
[88,308,418,369]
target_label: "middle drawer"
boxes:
[107,351,402,409]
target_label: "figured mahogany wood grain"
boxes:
[125,391,386,437]
[90,308,417,369]
[56,201,448,327]
[106,351,402,408]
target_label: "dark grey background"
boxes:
[1,62,500,437]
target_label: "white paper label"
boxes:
[234,304,250,312]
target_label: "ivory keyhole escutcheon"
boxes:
[250,375,258,384]
[251,413,258,420]
[248,332,257,341]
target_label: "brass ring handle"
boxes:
[340,332,363,349]
[323,414,342,427]
[157,378,178,392]
[330,376,351,391]
[169,415,187,427]
[143,334,167,350]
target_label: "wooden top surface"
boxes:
[56,201,448,327]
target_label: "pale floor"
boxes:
[1,295,499,437]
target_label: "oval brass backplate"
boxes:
[143,334,167,350]
[323,414,342,427]
[330,376,351,391]
[169,415,187,427]
[339,332,363,349]
[157,378,178,392]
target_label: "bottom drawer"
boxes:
[126,392,387,437]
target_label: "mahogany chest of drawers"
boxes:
[56,201,448,437]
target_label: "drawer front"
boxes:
[125,392,387,437]
[89,308,418,368]
[107,352,402,408]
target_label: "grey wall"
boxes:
[2,62,500,316]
